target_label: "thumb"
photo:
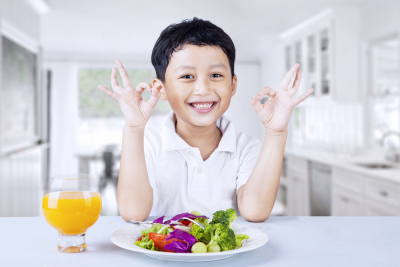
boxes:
[146,86,161,108]
[251,94,263,114]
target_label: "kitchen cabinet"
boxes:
[280,7,360,103]
[332,186,365,216]
[283,152,400,216]
[286,155,310,216]
[365,199,400,216]
[331,167,400,216]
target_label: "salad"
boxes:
[134,209,249,253]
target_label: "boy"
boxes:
[98,18,313,222]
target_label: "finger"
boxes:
[287,69,302,97]
[98,85,121,102]
[146,86,161,108]
[258,86,277,98]
[251,94,264,114]
[293,88,314,106]
[111,68,124,93]
[136,82,152,94]
[115,60,133,88]
[279,63,300,91]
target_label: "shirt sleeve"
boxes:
[144,137,157,189]
[236,140,263,192]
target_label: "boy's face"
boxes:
[155,44,237,127]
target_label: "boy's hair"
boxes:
[151,17,236,82]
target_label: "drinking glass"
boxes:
[42,174,102,253]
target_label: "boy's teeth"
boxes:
[192,103,213,109]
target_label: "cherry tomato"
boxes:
[180,220,191,226]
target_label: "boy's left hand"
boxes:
[251,63,314,134]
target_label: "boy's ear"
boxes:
[153,78,167,101]
[231,74,237,97]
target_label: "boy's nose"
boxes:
[193,78,213,96]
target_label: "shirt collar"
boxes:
[160,111,236,154]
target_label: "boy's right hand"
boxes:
[98,60,161,128]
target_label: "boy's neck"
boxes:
[174,114,222,159]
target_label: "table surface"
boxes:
[2,216,399,267]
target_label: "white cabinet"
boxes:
[286,155,310,216]
[332,167,400,216]
[280,7,360,103]
[288,175,309,216]
[332,186,365,216]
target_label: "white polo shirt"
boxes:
[144,111,262,217]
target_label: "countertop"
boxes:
[2,216,399,266]
[285,146,400,183]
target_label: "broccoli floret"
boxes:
[225,208,238,225]
[207,223,236,251]
[210,208,237,227]
[191,223,211,244]
[192,222,237,251]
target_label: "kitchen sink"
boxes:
[355,162,394,169]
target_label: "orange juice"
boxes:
[42,191,102,235]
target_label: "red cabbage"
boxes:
[164,213,208,225]
[152,216,165,224]
[165,229,197,253]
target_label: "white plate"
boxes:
[111,223,268,262]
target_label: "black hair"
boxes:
[151,17,236,82]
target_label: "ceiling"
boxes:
[41,0,370,61]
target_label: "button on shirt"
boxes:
[144,111,262,217]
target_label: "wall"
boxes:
[0,0,43,216]
[45,61,79,176]
[0,0,41,42]
[226,62,263,141]
[360,0,400,42]
[259,38,285,141]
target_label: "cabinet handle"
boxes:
[340,196,349,203]
[380,191,388,197]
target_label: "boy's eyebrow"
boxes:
[209,63,227,70]
[175,65,195,72]
[175,63,228,72]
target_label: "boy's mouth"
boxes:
[188,101,217,113]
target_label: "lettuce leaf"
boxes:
[235,234,249,248]
[141,223,164,237]
[134,236,160,251]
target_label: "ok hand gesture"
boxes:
[251,63,314,134]
[98,60,161,128]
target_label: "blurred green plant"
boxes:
[78,68,171,118]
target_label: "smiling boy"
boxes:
[98,18,313,222]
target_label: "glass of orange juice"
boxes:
[42,174,102,253]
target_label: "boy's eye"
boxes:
[181,75,194,79]
[211,73,222,78]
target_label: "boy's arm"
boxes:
[237,63,313,222]
[98,60,161,221]
[117,126,153,221]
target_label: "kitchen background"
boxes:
[0,0,399,217]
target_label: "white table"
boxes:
[2,216,399,266]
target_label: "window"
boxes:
[320,29,330,95]
[369,37,400,147]
[307,35,316,95]
[1,36,38,153]
[77,68,171,149]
